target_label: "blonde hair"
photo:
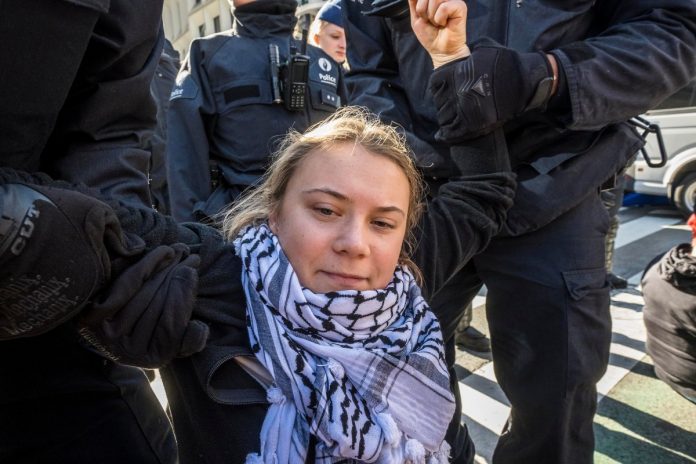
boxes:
[221,106,425,277]
[308,18,330,46]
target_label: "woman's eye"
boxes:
[315,207,335,216]
[373,220,395,230]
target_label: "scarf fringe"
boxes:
[405,439,426,463]
[245,453,265,464]
[430,440,452,464]
[267,386,285,404]
[376,412,402,446]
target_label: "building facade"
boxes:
[162,0,326,58]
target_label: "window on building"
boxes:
[198,24,206,37]
[213,15,221,33]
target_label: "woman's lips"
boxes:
[322,271,366,287]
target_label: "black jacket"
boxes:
[0,0,164,208]
[166,0,347,222]
[343,0,696,236]
[149,38,181,215]
[642,244,696,400]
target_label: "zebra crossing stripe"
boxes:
[460,290,651,463]
[614,214,681,248]
[460,207,690,463]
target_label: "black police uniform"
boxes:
[149,38,181,215]
[343,0,696,462]
[166,0,346,222]
[0,1,177,462]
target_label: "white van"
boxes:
[625,80,696,216]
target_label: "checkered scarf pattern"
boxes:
[235,224,454,464]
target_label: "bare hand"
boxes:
[408,0,470,68]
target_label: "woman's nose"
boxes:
[334,221,370,257]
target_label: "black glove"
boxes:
[0,181,144,340]
[72,207,237,366]
[77,243,209,368]
[429,38,555,141]
[112,207,240,317]
[177,222,243,323]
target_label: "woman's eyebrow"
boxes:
[302,187,348,201]
[302,188,405,217]
[375,206,406,217]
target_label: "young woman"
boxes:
[226,108,455,463]
[159,1,514,462]
[160,103,512,463]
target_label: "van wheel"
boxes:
[672,172,696,217]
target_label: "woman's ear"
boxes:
[313,33,321,45]
[269,211,279,234]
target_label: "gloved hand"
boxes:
[77,243,209,368]
[0,181,144,340]
[112,207,241,323]
[72,206,235,366]
[177,222,242,325]
[429,38,556,141]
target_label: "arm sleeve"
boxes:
[412,62,516,297]
[413,137,515,299]
[554,0,696,129]
[342,3,448,170]
[47,3,165,209]
[166,40,218,222]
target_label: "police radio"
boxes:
[282,46,310,111]
[268,30,310,112]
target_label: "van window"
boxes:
[653,79,696,110]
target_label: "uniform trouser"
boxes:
[430,262,484,464]
[600,173,626,271]
[432,192,612,464]
[0,326,177,464]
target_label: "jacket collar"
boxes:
[233,0,298,38]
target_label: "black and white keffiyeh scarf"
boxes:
[234,224,455,464]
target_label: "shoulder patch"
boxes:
[170,73,199,101]
[311,55,340,88]
[318,57,333,73]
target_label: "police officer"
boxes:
[309,0,347,65]
[149,38,181,215]
[166,0,346,223]
[0,2,212,462]
[342,0,696,462]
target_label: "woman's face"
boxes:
[315,23,346,64]
[270,143,410,293]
